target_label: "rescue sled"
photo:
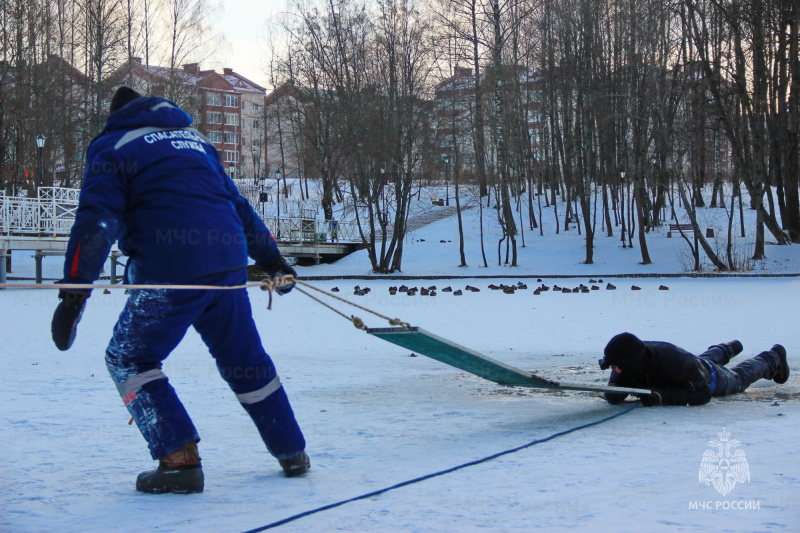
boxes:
[292,280,651,396]
[367,326,651,395]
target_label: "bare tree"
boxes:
[278,0,433,273]
[157,0,219,109]
[432,0,492,197]
[79,0,125,130]
[681,0,793,259]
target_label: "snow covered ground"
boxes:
[302,203,800,279]
[1,190,799,532]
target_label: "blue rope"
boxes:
[241,404,639,533]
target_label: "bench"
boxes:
[667,223,694,238]
[669,223,693,232]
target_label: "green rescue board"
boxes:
[366,326,650,395]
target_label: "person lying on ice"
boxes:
[599,333,789,406]
[50,86,309,494]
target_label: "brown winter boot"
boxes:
[136,441,204,494]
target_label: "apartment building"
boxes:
[106,60,267,181]
[263,83,308,186]
[433,65,545,183]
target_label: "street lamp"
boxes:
[251,148,257,184]
[619,170,627,248]
[259,175,267,219]
[275,169,282,239]
[35,134,46,188]
[443,155,450,206]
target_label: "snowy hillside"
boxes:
[305,188,799,278]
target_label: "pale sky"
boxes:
[210,0,289,89]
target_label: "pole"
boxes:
[619,171,627,248]
[0,249,7,289]
[34,250,43,284]
[276,185,281,239]
[110,251,120,284]
[275,170,282,239]
[259,176,266,219]
[35,134,46,189]
[38,146,43,189]
[445,160,450,206]
[443,155,450,206]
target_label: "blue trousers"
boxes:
[699,344,780,397]
[105,269,305,460]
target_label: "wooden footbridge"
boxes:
[1,188,362,284]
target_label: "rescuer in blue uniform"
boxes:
[51,87,309,494]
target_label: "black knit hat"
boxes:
[110,86,142,112]
[602,332,646,367]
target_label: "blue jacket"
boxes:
[63,96,280,284]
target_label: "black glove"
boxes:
[51,289,91,351]
[636,391,662,407]
[259,256,297,295]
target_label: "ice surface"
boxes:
[1,190,798,532]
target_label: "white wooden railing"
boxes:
[1,187,79,236]
[263,216,360,243]
[2,187,358,244]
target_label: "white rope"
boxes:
[0,275,295,292]
[294,279,412,330]
[1,276,410,328]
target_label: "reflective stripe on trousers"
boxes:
[236,376,282,404]
[116,368,168,398]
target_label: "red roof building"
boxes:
[105,60,267,181]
